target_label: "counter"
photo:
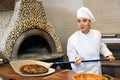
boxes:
[0,64,120,80]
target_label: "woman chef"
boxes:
[67,7,115,74]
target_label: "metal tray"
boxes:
[103,74,113,80]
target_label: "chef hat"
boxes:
[77,7,95,22]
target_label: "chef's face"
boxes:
[77,17,91,34]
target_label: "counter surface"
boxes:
[0,64,120,80]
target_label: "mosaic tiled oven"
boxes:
[0,0,64,61]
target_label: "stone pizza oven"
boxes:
[0,0,64,61]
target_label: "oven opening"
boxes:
[18,35,51,58]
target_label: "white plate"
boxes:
[10,60,55,76]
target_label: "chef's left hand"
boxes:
[106,55,115,61]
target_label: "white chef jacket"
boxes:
[67,29,112,74]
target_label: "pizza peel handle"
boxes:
[53,61,75,65]
[51,57,120,65]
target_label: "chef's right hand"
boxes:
[75,57,81,65]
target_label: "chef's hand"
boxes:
[75,57,81,65]
[106,55,115,61]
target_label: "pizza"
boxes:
[19,64,49,74]
[72,73,108,80]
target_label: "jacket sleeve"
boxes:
[67,38,78,61]
[100,42,112,57]
[99,32,112,57]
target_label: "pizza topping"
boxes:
[20,64,49,74]
[72,73,108,80]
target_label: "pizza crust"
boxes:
[72,73,108,80]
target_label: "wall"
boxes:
[0,0,14,11]
[42,0,83,55]
[83,0,120,34]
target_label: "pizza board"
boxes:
[10,60,55,76]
